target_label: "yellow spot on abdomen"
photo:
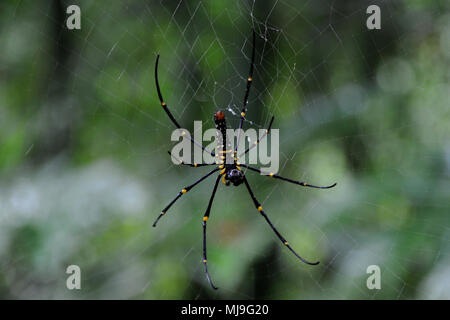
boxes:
[257,206,263,212]
[181,189,187,194]
[203,216,208,222]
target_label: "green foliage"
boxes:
[0,0,449,299]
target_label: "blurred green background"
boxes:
[0,0,449,299]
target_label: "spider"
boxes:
[153,31,337,290]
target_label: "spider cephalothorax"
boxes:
[153,30,337,290]
[225,167,244,186]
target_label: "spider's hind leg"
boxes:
[168,151,215,168]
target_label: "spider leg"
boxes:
[242,177,319,265]
[240,164,337,189]
[152,168,219,227]
[202,174,222,290]
[238,116,274,158]
[168,151,216,168]
[155,55,215,157]
[235,30,256,154]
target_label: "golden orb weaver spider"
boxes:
[153,31,337,290]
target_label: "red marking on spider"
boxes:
[214,111,225,120]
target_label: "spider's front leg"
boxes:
[240,164,337,189]
[242,177,320,265]
[152,168,219,227]
[201,173,223,290]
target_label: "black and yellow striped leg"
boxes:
[243,177,320,265]
[168,151,215,168]
[238,116,274,158]
[155,55,215,157]
[235,30,256,153]
[240,164,337,189]
[202,174,222,290]
[152,168,219,227]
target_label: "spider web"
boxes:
[1,0,449,299]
